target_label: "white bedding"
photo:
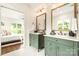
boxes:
[1,35,23,43]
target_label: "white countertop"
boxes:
[44,35,79,42]
[30,32,42,35]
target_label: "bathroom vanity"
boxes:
[44,35,79,56]
[29,33,44,52]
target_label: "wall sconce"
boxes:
[32,22,35,25]
[36,8,44,13]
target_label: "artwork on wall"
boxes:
[36,13,46,33]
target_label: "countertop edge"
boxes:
[44,35,79,42]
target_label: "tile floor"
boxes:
[2,46,45,56]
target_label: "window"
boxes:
[0,6,24,36]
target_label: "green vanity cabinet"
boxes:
[45,37,57,56]
[58,39,74,47]
[44,35,79,56]
[29,33,44,51]
[73,42,79,56]
[57,39,74,56]
[58,45,74,56]
[29,33,38,49]
[59,40,79,56]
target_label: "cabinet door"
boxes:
[73,42,79,56]
[58,44,74,56]
[30,34,38,49]
[58,39,74,56]
[45,37,57,56]
[29,34,32,45]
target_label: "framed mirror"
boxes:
[76,3,79,36]
[36,13,46,33]
[51,3,77,35]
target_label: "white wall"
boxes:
[29,4,52,35]
[0,3,67,55]
[0,3,66,51]
[29,3,66,35]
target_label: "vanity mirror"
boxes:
[51,3,78,36]
[36,13,46,34]
[77,4,79,37]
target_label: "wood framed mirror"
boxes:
[51,3,78,35]
[76,3,79,36]
[36,13,46,33]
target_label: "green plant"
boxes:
[58,23,63,31]
[64,22,69,31]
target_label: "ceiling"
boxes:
[27,3,44,8]
[27,3,53,11]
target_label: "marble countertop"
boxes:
[30,32,42,35]
[44,35,79,42]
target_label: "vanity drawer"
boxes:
[45,36,57,42]
[58,39,74,47]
